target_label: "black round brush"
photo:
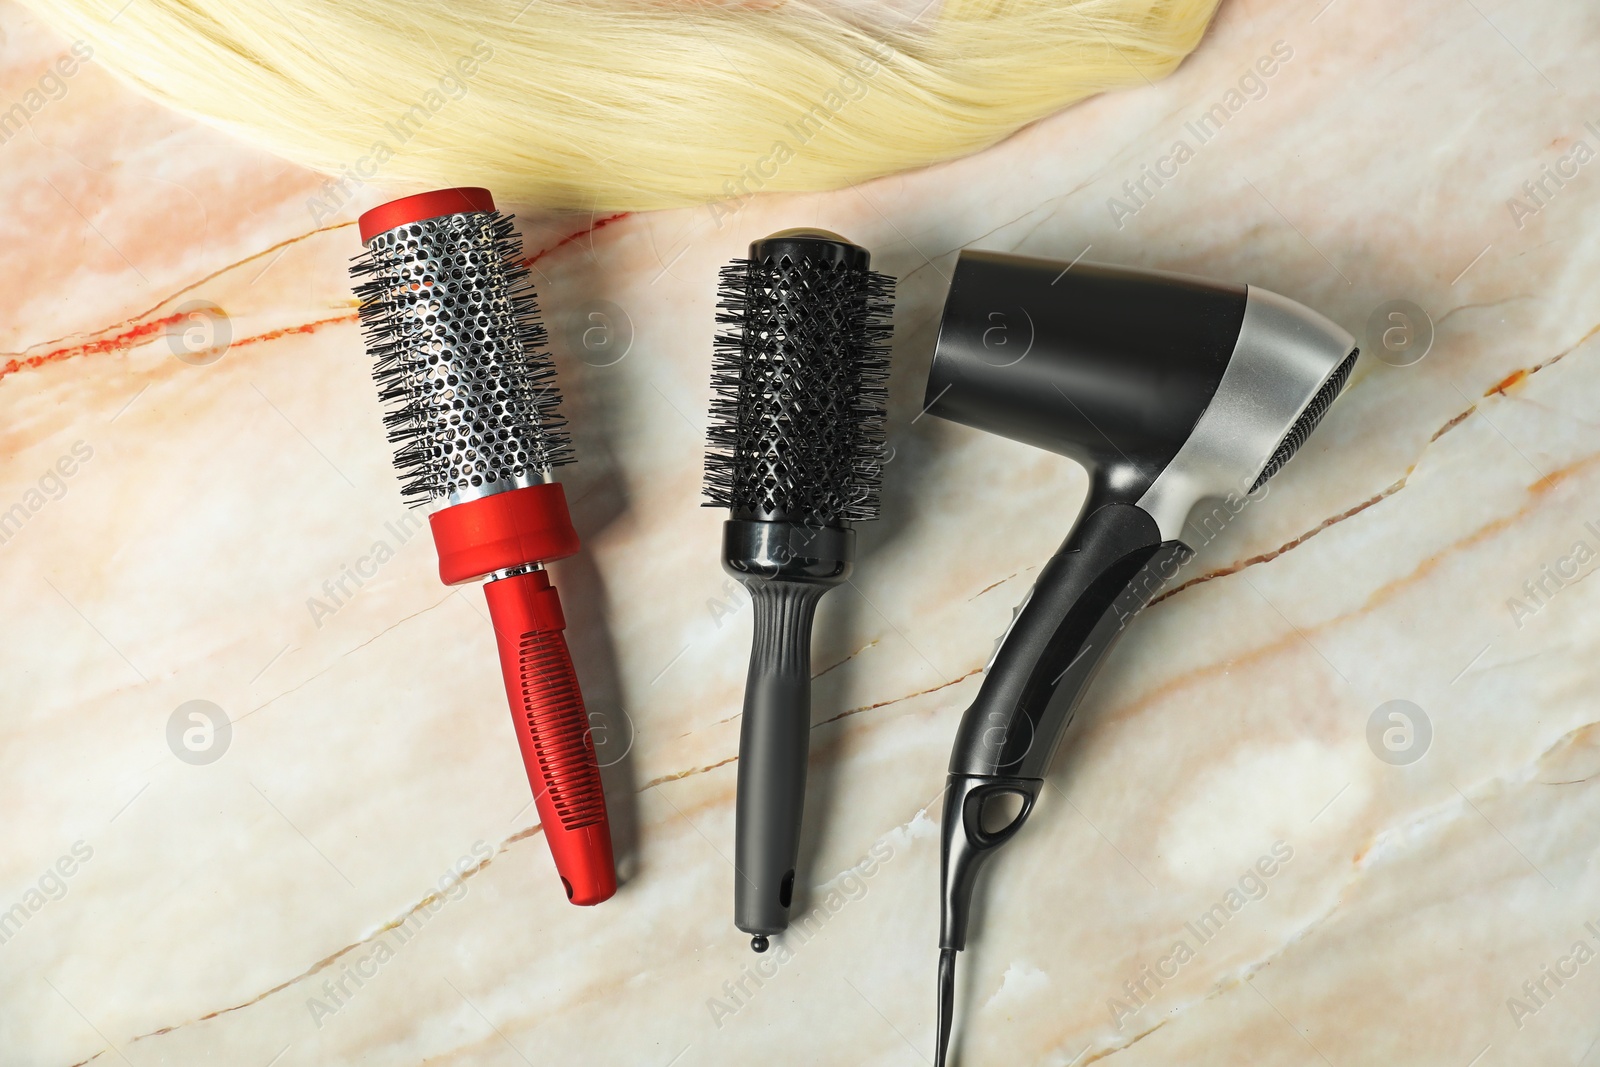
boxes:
[703,229,893,950]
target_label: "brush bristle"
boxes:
[350,210,572,505]
[703,254,893,524]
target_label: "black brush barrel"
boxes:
[703,231,892,526]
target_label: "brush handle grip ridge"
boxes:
[484,569,616,906]
[734,579,827,937]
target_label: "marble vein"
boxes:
[2,213,637,387]
[117,844,506,1047]
[1153,324,1598,606]
[0,222,356,363]
[65,713,956,1061]
[1053,719,1599,1065]
[7,0,1598,1062]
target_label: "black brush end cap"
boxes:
[750,229,870,271]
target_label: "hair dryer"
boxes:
[926,251,1357,1065]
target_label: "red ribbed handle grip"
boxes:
[484,569,616,905]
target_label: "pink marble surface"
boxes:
[2,0,1598,1064]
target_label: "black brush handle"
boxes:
[735,579,827,938]
[940,502,1192,950]
[721,519,853,944]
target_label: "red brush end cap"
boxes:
[549,824,617,906]
[430,482,580,585]
[358,187,496,244]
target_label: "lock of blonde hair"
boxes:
[23,0,1220,213]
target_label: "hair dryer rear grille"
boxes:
[1251,348,1357,493]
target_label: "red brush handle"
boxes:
[483,568,616,905]
[429,484,616,905]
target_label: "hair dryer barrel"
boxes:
[924,251,1248,500]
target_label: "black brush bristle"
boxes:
[350,210,572,505]
[703,240,893,525]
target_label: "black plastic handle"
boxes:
[939,502,1190,950]
[734,579,826,939]
[950,502,1189,779]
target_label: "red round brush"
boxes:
[351,188,615,905]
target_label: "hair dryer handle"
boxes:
[939,502,1189,949]
[951,502,1189,780]
[485,569,617,906]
